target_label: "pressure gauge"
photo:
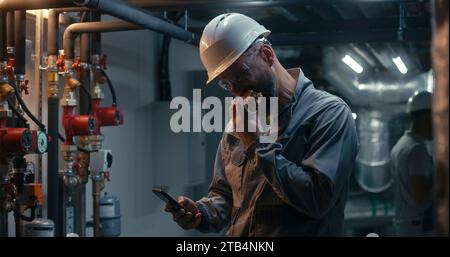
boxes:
[36,131,48,154]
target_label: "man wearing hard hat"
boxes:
[164,13,359,236]
[391,91,435,236]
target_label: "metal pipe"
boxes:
[6,12,14,51]
[0,0,423,11]
[73,0,198,46]
[47,8,87,237]
[74,12,92,238]
[13,11,25,76]
[48,8,88,56]
[79,33,90,115]
[0,12,7,62]
[63,20,143,61]
[124,0,424,10]
[47,10,59,57]
[91,11,101,56]
[92,179,101,237]
[47,97,60,236]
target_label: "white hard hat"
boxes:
[406,90,432,113]
[199,13,271,85]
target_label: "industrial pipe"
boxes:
[47,8,86,237]
[0,0,422,11]
[48,8,88,56]
[0,12,7,62]
[63,20,143,61]
[6,12,14,55]
[92,179,103,237]
[13,11,25,76]
[73,0,198,46]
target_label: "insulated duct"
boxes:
[323,46,430,193]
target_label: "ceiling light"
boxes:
[392,56,408,74]
[342,55,363,74]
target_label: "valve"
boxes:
[20,80,30,95]
[6,58,15,81]
[102,171,110,182]
[56,53,65,73]
[72,57,81,78]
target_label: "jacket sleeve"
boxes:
[254,102,359,219]
[196,140,233,233]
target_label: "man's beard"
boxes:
[260,72,278,98]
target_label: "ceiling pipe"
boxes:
[0,0,426,11]
[127,0,425,10]
[73,0,198,46]
[63,20,143,62]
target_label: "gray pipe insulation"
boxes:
[63,20,143,60]
[72,0,198,46]
[13,11,25,75]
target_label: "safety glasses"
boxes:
[217,47,260,92]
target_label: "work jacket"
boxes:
[196,68,359,236]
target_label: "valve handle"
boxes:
[72,57,81,78]
[56,53,65,73]
[103,171,111,182]
[22,80,30,95]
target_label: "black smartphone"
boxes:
[152,188,184,212]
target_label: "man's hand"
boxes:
[164,196,202,230]
[229,95,263,148]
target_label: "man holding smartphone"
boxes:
[164,13,359,236]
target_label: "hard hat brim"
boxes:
[205,30,271,86]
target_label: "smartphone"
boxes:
[152,188,184,212]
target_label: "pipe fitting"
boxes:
[47,55,60,97]
[62,172,80,188]
[0,82,14,102]
[60,77,80,106]
[74,151,90,184]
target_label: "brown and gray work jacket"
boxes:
[196,68,359,236]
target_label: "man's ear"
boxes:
[260,45,275,66]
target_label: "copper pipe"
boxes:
[92,179,101,237]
